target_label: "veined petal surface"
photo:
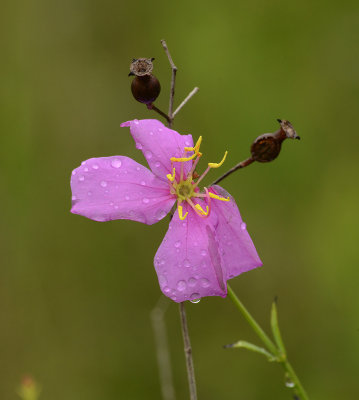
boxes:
[210,185,263,279]
[71,156,175,224]
[121,119,194,180]
[154,203,227,303]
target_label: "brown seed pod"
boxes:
[129,58,161,105]
[250,119,299,162]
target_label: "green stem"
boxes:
[227,284,309,400]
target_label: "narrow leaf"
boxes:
[271,301,286,357]
[225,340,277,362]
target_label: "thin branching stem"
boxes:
[211,157,254,186]
[161,39,177,127]
[173,87,199,118]
[179,302,197,400]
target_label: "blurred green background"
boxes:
[1,0,358,399]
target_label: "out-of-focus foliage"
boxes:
[0,0,358,399]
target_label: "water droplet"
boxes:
[145,150,152,159]
[136,167,140,171]
[155,161,161,168]
[134,119,139,125]
[114,205,119,209]
[142,198,149,204]
[81,161,87,165]
[111,159,122,168]
[100,181,107,187]
[92,164,99,170]
[125,195,130,201]
[158,128,163,132]
[163,286,171,293]
[78,175,85,181]
[136,142,142,150]
[176,280,187,291]
[240,222,247,230]
[200,249,207,256]
[87,191,92,196]
[183,259,191,268]
[200,278,210,287]
[72,195,76,201]
[149,131,154,135]
[188,278,197,287]
[140,181,146,186]
[190,293,201,303]
[72,170,76,176]
[156,210,167,220]
[158,275,167,286]
[109,202,114,206]
[174,241,181,248]
[284,373,295,388]
[84,167,89,172]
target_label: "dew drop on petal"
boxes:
[136,142,143,150]
[188,278,197,287]
[174,241,181,248]
[142,198,149,204]
[72,170,76,176]
[72,195,76,201]
[200,278,210,288]
[149,131,153,136]
[125,195,130,201]
[190,294,201,303]
[111,159,122,168]
[183,259,191,268]
[155,161,161,168]
[163,286,171,294]
[176,280,187,291]
[109,202,114,206]
[78,175,85,181]
[100,181,107,187]
[156,210,167,220]
[84,167,89,172]
[141,181,146,186]
[200,249,207,256]
[134,119,139,125]
[81,161,86,165]
[145,150,152,159]
[158,275,167,286]
[92,164,99,170]
[240,222,247,230]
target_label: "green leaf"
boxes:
[225,340,278,362]
[270,301,286,358]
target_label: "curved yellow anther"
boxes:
[194,204,209,216]
[171,152,198,163]
[178,205,188,220]
[209,192,230,201]
[166,167,176,182]
[184,136,203,153]
[208,150,228,168]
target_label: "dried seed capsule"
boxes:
[129,58,161,105]
[251,119,299,162]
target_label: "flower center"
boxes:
[166,136,230,220]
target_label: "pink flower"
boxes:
[71,119,262,302]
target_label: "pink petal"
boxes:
[209,185,263,280]
[120,119,194,180]
[154,203,227,303]
[71,156,176,224]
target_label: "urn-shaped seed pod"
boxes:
[250,119,300,162]
[129,58,161,105]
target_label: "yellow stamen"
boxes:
[208,150,228,168]
[178,205,188,220]
[209,192,230,201]
[194,204,209,216]
[171,152,199,163]
[184,136,202,153]
[166,167,176,182]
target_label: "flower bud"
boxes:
[250,119,299,162]
[129,58,161,105]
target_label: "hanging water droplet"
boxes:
[142,198,149,204]
[92,164,99,170]
[145,150,152,159]
[174,241,181,248]
[111,159,122,168]
[176,280,187,291]
[190,294,201,303]
[284,373,295,388]
[240,222,247,230]
[78,175,85,181]
[100,181,107,187]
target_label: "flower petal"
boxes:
[154,203,227,302]
[121,119,194,180]
[209,185,263,279]
[71,156,176,224]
